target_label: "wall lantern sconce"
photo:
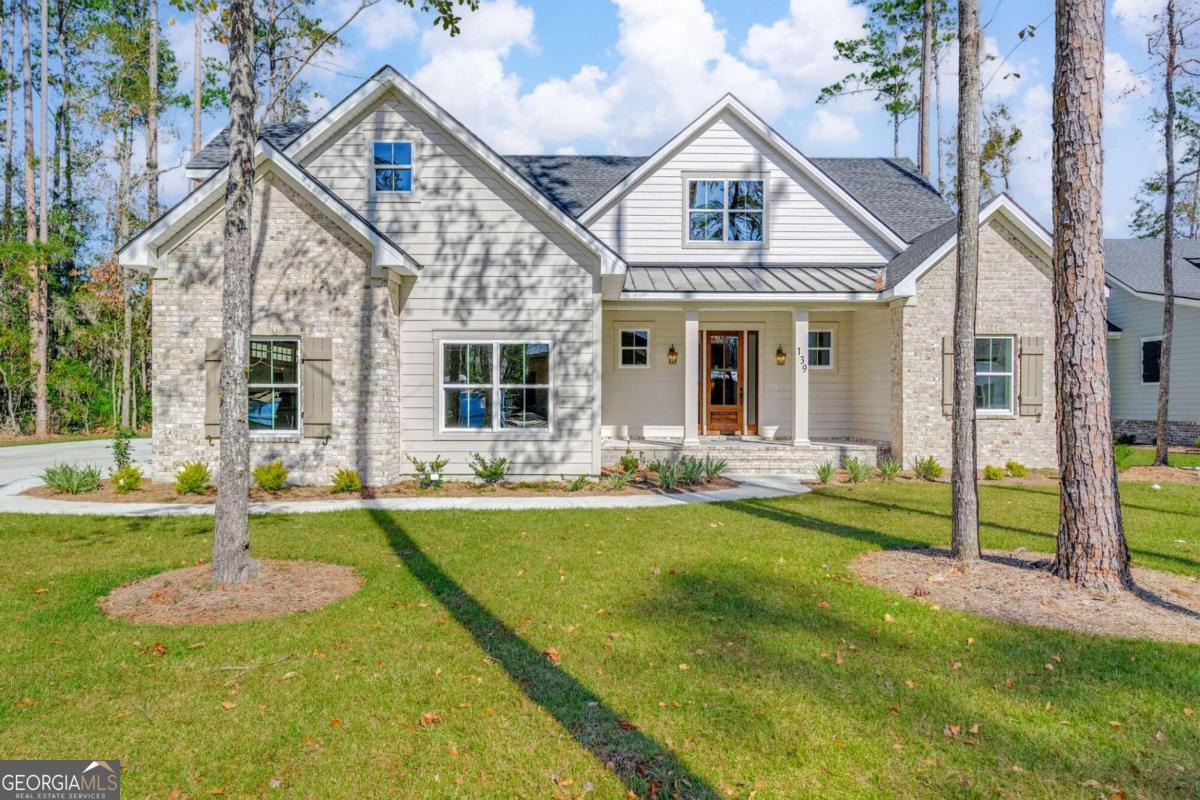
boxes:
[775,345,787,366]
[667,345,679,365]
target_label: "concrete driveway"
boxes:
[0,438,151,491]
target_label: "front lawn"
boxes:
[2,482,1198,798]
[1123,445,1200,469]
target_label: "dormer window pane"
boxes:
[687,179,764,242]
[688,180,724,209]
[372,141,413,194]
[730,180,763,209]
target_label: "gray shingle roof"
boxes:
[881,217,957,290]
[186,120,312,170]
[624,264,879,294]
[1104,238,1200,301]
[503,155,647,216]
[809,157,952,242]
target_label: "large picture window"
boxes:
[974,336,1014,414]
[687,179,764,242]
[441,341,552,432]
[248,339,299,432]
[372,141,413,193]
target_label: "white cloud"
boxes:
[1113,0,1165,40]
[341,0,417,51]
[1008,83,1053,223]
[1104,51,1151,124]
[742,0,867,91]
[805,109,859,144]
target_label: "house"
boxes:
[1105,239,1200,446]
[119,66,1058,483]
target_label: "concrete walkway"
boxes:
[0,473,808,516]
[0,438,152,491]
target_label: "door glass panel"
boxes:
[724,335,738,405]
[709,338,724,406]
[747,332,758,428]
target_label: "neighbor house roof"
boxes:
[622,264,880,297]
[1104,238,1200,302]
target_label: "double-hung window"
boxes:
[1141,338,1162,384]
[687,179,764,242]
[372,141,413,193]
[619,329,650,368]
[441,341,552,431]
[248,339,299,432]
[808,330,834,369]
[974,336,1014,414]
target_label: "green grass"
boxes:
[1124,446,1200,469]
[0,431,149,447]
[2,482,1199,798]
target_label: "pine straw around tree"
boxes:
[852,548,1200,644]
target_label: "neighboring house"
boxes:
[1105,239,1200,446]
[119,66,1058,482]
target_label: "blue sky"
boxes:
[160,0,1172,236]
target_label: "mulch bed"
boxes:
[26,473,739,504]
[851,548,1200,644]
[100,559,362,624]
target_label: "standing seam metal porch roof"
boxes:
[623,265,880,294]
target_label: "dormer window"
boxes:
[687,179,764,242]
[373,141,413,193]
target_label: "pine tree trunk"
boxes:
[146,0,158,220]
[33,0,47,436]
[2,0,13,231]
[213,0,257,586]
[1050,0,1133,592]
[918,0,934,179]
[934,44,944,195]
[1155,0,1177,467]
[117,125,132,430]
[22,0,45,435]
[191,11,202,191]
[951,0,981,561]
[893,109,900,158]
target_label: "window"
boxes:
[372,141,413,193]
[441,341,552,432]
[248,339,299,432]
[619,329,650,368]
[974,336,1014,414]
[687,179,764,242]
[808,329,834,369]
[1142,338,1162,384]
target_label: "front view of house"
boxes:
[120,66,1059,483]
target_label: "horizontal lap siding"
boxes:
[304,95,600,477]
[1107,286,1200,422]
[850,308,892,441]
[588,114,892,265]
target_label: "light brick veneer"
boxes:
[152,172,404,485]
[890,219,1059,469]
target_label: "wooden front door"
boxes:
[705,331,743,434]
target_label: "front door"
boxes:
[706,331,743,434]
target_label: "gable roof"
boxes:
[575,93,913,252]
[120,140,421,276]
[1104,238,1200,302]
[187,120,311,171]
[809,158,952,242]
[503,156,647,216]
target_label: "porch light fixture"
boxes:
[667,345,678,365]
[776,345,787,366]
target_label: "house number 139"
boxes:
[797,349,808,373]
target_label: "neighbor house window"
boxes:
[974,336,1014,414]
[441,341,552,431]
[687,179,764,242]
[248,338,299,432]
[619,329,650,368]
[1141,337,1162,384]
[808,329,834,369]
[372,141,413,193]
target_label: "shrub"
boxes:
[111,465,144,494]
[815,462,835,484]
[646,459,664,474]
[253,460,288,491]
[330,468,363,494]
[607,469,633,490]
[701,455,728,482]
[677,455,705,486]
[1004,460,1028,478]
[982,464,1004,481]
[468,453,510,484]
[407,454,449,488]
[843,457,871,484]
[565,474,591,492]
[1115,433,1136,446]
[111,426,132,470]
[877,457,902,482]
[42,463,102,494]
[175,461,212,495]
[1194,436,1200,449]
[1114,443,1135,472]
[656,461,680,491]
[619,449,640,475]
[912,456,944,481]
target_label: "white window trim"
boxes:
[248,336,301,435]
[370,139,415,197]
[618,328,651,369]
[1140,336,1163,385]
[975,335,1015,416]
[437,339,554,435]
[681,174,767,247]
[808,328,835,371]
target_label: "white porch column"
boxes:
[683,309,700,445]
[792,308,810,445]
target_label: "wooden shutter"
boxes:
[303,337,333,438]
[1019,336,1044,416]
[941,336,954,415]
[204,337,222,438]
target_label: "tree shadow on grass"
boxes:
[365,508,720,799]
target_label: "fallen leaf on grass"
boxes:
[330,718,342,728]
[152,642,166,657]
[281,671,297,681]
[678,663,689,671]
[220,701,236,710]
[1108,721,1122,728]
[1184,708,1195,716]
[617,719,639,731]
[16,698,35,708]
[209,787,225,795]
[543,648,561,665]
[420,712,442,727]
[33,588,46,595]
[944,724,961,738]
